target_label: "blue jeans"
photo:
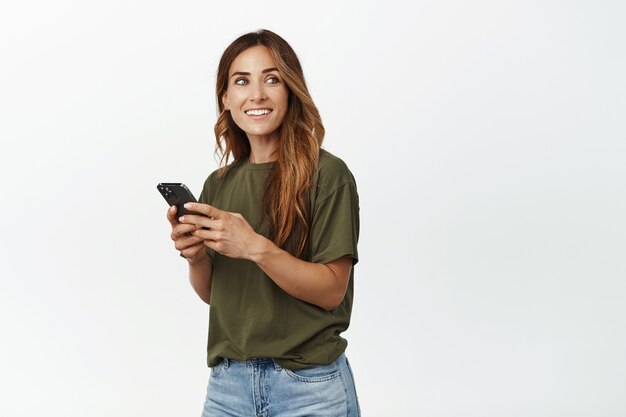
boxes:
[201,353,361,416]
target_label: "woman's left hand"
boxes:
[178,202,264,260]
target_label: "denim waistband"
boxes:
[220,357,282,371]
[219,353,345,371]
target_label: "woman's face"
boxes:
[222,45,289,143]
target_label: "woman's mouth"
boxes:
[245,108,273,119]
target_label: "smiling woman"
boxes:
[165,29,361,416]
[221,46,289,151]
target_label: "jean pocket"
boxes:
[210,361,223,377]
[284,361,341,383]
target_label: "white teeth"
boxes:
[245,109,272,116]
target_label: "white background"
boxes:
[1,0,625,416]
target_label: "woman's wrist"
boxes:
[248,234,278,265]
[187,250,209,266]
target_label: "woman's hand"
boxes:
[178,202,264,260]
[166,205,208,264]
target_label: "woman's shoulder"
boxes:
[311,149,358,206]
[317,149,356,185]
[201,166,222,188]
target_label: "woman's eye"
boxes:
[235,78,247,85]
[266,76,279,84]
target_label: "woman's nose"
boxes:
[250,83,266,101]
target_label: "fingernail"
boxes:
[184,203,191,209]
[178,216,184,222]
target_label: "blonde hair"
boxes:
[214,29,325,258]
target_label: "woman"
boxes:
[166,29,361,416]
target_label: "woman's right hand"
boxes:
[166,205,208,263]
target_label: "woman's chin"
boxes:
[244,129,280,141]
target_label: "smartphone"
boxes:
[157,183,204,216]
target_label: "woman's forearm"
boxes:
[188,254,213,304]
[248,236,352,311]
[180,203,351,309]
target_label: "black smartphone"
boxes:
[157,183,204,216]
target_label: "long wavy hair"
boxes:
[214,29,325,258]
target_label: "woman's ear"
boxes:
[222,93,230,111]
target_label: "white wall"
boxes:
[1,1,625,416]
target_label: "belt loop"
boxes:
[273,360,282,372]
[223,358,229,369]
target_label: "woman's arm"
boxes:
[187,255,213,305]
[179,202,353,311]
[167,205,213,304]
[251,240,352,311]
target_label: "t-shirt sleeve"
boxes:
[309,182,360,265]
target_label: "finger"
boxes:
[182,202,226,219]
[191,228,222,241]
[171,223,201,241]
[180,241,207,259]
[179,214,221,230]
[175,234,205,251]
[166,205,179,226]
[203,239,222,253]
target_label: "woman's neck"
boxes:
[248,134,278,163]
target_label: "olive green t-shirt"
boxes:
[198,149,359,370]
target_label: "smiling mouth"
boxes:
[245,108,273,116]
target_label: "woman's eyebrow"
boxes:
[230,67,280,78]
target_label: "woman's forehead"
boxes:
[229,45,278,75]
